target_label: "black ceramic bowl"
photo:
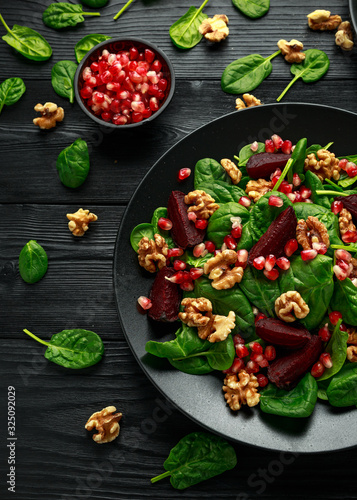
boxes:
[74,37,175,129]
[349,0,357,33]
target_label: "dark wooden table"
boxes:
[1,1,357,499]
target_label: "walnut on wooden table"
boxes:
[307,10,342,30]
[85,406,122,444]
[277,39,305,63]
[336,21,354,51]
[33,102,64,129]
[199,14,229,42]
[235,94,262,110]
[66,208,98,237]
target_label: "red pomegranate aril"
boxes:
[284,238,298,257]
[320,352,333,369]
[180,281,194,292]
[129,46,139,60]
[188,212,197,222]
[333,265,347,281]
[253,256,265,270]
[264,345,276,361]
[233,334,246,346]
[263,268,280,280]
[131,92,141,102]
[264,254,276,271]
[257,374,269,387]
[195,219,208,230]
[147,71,159,84]
[268,195,284,208]
[331,200,344,214]
[237,249,248,264]
[123,77,135,92]
[98,60,108,74]
[173,260,186,271]
[158,78,168,90]
[339,159,348,170]
[311,361,325,378]
[118,90,130,100]
[265,139,275,153]
[276,256,290,270]
[205,241,215,253]
[167,248,184,258]
[231,357,245,374]
[250,141,259,152]
[129,71,142,84]
[82,67,92,80]
[109,62,122,75]
[107,82,121,92]
[110,99,121,113]
[271,175,280,187]
[291,173,301,187]
[281,140,293,155]
[270,168,282,180]
[231,225,242,239]
[287,193,296,203]
[92,91,105,104]
[150,97,159,111]
[301,249,318,261]
[346,162,357,177]
[177,168,191,181]
[342,230,357,243]
[145,48,155,63]
[190,267,204,280]
[337,258,350,272]
[142,108,152,119]
[137,66,148,77]
[90,61,99,72]
[132,111,143,123]
[255,312,267,323]
[115,70,126,84]
[113,114,127,125]
[148,84,159,96]
[278,181,292,195]
[101,70,112,84]
[128,60,138,71]
[193,243,206,258]
[80,86,93,99]
[294,192,302,203]
[271,134,283,149]
[131,101,145,113]
[329,311,342,325]
[318,324,331,342]
[101,111,113,122]
[300,186,312,199]
[249,342,263,354]
[138,52,144,61]
[335,249,352,262]
[236,344,249,358]
[246,360,260,374]
[312,242,328,255]
[239,196,251,207]
[224,235,237,250]
[156,90,165,100]
[166,271,186,284]
[340,323,348,332]
[119,54,129,67]
[101,49,110,60]
[137,296,152,310]
[151,59,162,72]
[158,217,173,231]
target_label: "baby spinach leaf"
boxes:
[82,0,109,7]
[0,14,52,61]
[130,223,155,252]
[75,34,111,63]
[207,202,250,247]
[237,142,265,166]
[194,158,230,188]
[51,60,77,104]
[56,138,90,188]
[289,137,306,180]
[181,251,213,268]
[318,319,348,381]
[330,278,357,326]
[277,49,330,102]
[249,192,292,241]
[23,328,104,369]
[221,50,280,95]
[0,77,26,115]
[151,431,237,489]
[173,336,235,371]
[232,0,270,19]
[304,171,330,209]
[339,174,357,189]
[327,363,357,407]
[236,220,255,251]
[291,254,334,330]
[151,207,174,248]
[169,1,209,50]
[19,240,48,284]
[43,3,100,29]
[260,373,318,418]
[196,180,246,204]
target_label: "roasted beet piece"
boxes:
[267,335,322,389]
[248,206,297,265]
[167,191,205,249]
[335,194,357,224]
[246,152,291,180]
[256,318,311,349]
[148,267,181,322]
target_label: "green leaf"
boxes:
[237,142,265,167]
[318,319,348,381]
[181,251,213,268]
[82,0,109,7]
[150,207,174,248]
[169,4,208,50]
[0,14,52,61]
[151,432,237,489]
[56,138,90,188]
[339,174,357,189]
[304,171,331,209]
[221,52,280,94]
[196,181,245,204]
[51,60,77,104]
[330,278,357,326]
[206,202,250,247]
[0,77,26,115]
[260,373,318,418]
[232,0,270,19]
[75,34,111,63]
[43,3,100,30]
[23,328,104,369]
[194,158,230,188]
[249,192,292,241]
[130,223,155,252]
[290,137,307,180]
[327,363,357,407]
[18,240,48,284]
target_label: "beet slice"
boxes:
[167,190,205,249]
[246,152,291,180]
[148,267,181,322]
[267,335,322,389]
[335,194,357,224]
[248,206,297,265]
[256,318,311,349]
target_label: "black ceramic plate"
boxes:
[114,103,357,453]
[350,0,357,33]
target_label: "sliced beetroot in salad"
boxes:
[267,335,322,390]
[246,152,291,180]
[248,206,297,265]
[148,266,181,322]
[256,318,311,349]
[335,193,357,223]
[167,191,205,249]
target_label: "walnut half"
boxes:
[85,406,122,444]
[296,216,330,251]
[199,14,229,42]
[245,179,272,202]
[277,39,305,63]
[33,102,64,129]
[336,21,354,51]
[203,250,243,289]
[223,370,260,411]
[220,159,242,185]
[339,208,356,236]
[307,10,342,31]
[304,149,340,182]
[137,234,168,273]
[347,346,357,363]
[235,94,262,110]
[275,291,310,323]
[184,190,219,219]
[67,208,98,237]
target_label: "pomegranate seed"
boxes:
[158,78,168,91]
[294,191,302,203]
[263,268,280,280]
[158,217,172,231]
[246,360,260,374]
[129,71,142,84]
[342,230,357,243]
[118,90,130,100]
[278,181,292,195]
[329,311,342,325]
[237,249,248,264]
[151,59,162,72]
[333,265,348,281]
[119,54,129,67]
[92,91,105,104]
[205,241,215,253]
[270,168,282,181]
[255,312,267,324]
[188,212,197,222]
[264,345,276,361]
[230,357,245,374]
[337,259,350,272]
[250,351,264,362]
[257,373,269,387]
[340,323,348,332]
[301,249,318,261]
[101,70,113,84]
[320,352,333,369]
[239,196,251,207]
[80,86,93,99]
[250,141,259,152]
[253,256,265,270]
[142,108,152,119]
[145,48,155,63]
[149,97,159,111]
[287,193,296,203]
[236,344,249,358]
[249,342,263,354]
[265,139,275,153]
[265,254,276,271]
[268,195,284,208]
[312,242,328,255]
[293,173,302,187]
[193,243,207,258]
[224,235,237,249]
[90,61,99,72]
[180,281,194,291]
[128,60,138,71]
[335,249,352,262]
[190,267,204,280]
[167,248,184,258]
[271,134,283,149]
[339,159,348,170]
[173,260,186,271]
[318,324,331,342]
[131,101,145,113]
[178,168,191,181]
[300,186,312,199]
[137,296,152,310]
[258,356,269,368]
[82,66,92,80]
[231,225,242,239]
[331,200,344,215]
[311,361,325,378]
[271,175,281,187]
[281,140,293,155]
[276,256,290,270]
[284,238,298,257]
[195,219,208,230]
[131,111,143,123]
[166,271,186,284]
[346,162,357,177]
[129,46,139,60]
[98,60,108,74]
[233,334,245,346]
[101,111,113,122]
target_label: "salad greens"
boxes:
[169,0,210,50]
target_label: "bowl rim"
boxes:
[74,36,176,129]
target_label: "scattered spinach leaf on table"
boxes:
[75,34,111,63]
[151,431,237,489]
[327,363,357,407]
[43,3,100,29]
[19,240,48,284]
[0,13,52,61]
[169,0,210,50]
[232,0,270,19]
[51,60,77,103]
[23,328,104,369]
[318,319,348,382]
[82,0,109,7]
[56,138,90,188]
[0,77,26,115]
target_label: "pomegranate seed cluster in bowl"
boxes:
[75,38,175,128]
